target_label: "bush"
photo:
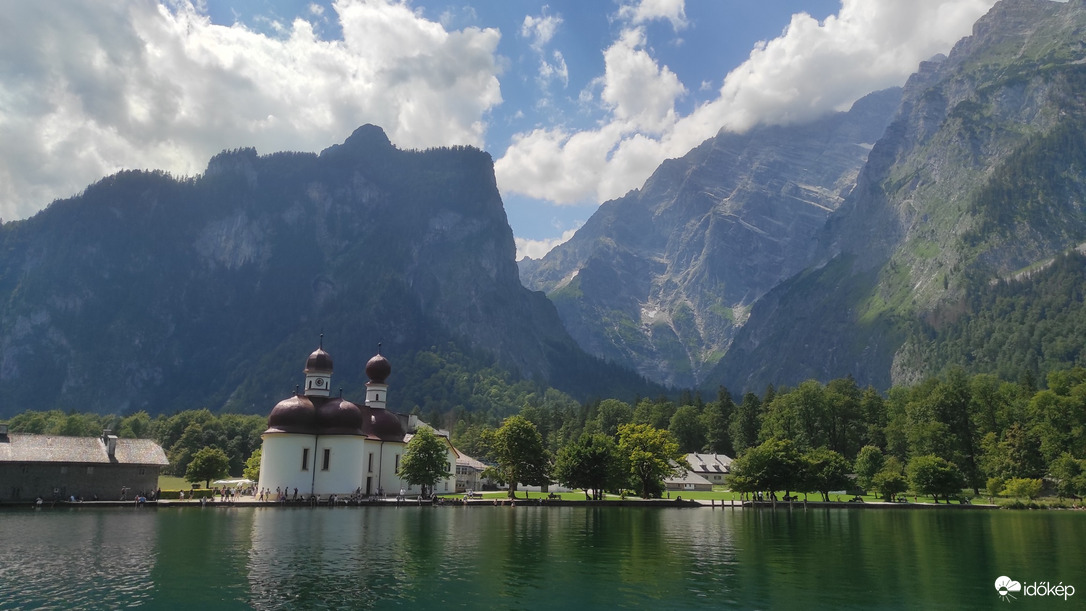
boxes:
[1003,478,1043,500]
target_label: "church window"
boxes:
[322,448,331,471]
[368,453,374,472]
[302,448,310,471]
[394,454,400,472]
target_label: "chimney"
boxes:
[103,429,118,458]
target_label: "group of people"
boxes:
[212,487,242,502]
[253,486,427,505]
[119,487,157,503]
[260,487,301,502]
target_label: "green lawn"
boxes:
[158,475,188,490]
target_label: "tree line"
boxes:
[6,365,1086,500]
[449,367,1086,501]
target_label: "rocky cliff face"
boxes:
[712,0,1086,392]
[520,89,902,388]
[0,125,653,417]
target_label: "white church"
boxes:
[257,341,457,499]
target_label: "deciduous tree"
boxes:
[186,446,230,489]
[1047,453,1085,499]
[802,447,851,502]
[617,423,684,498]
[553,433,625,499]
[907,454,964,503]
[399,427,451,498]
[872,457,908,501]
[593,399,634,438]
[492,415,550,498]
[853,445,885,494]
[243,448,261,482]
[727,438,802,500]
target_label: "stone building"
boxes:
[0,425,169,502]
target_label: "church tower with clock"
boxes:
[304,339,333,397]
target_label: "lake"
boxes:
[0,504,1082,609]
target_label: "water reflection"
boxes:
[1,505,1083,610]
[0,507,158,609]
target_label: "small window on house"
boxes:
[139,467,146,476]
[394,454,400,472]
[368,453,374,472]
[322,448,331,471]
[302,448,310,471]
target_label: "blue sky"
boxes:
[0,1,999,258]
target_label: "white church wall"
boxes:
[312,436,366,496]
[258,434,318,498]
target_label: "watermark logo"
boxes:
[995,576,1021,602]
[995,576,1075,602]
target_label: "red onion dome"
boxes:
[365,352,391,384]
[365,406,405,441]
[305,347,333,373]
[266,394,317,434]
[315,397,365,435]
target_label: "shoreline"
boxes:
[0,497,1011,510]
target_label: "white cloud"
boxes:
[0,0,502,220]
[496,0,996,207]
[516,226,580,260]
[708,0,1000,131]
[600,28,685,135]
[537,50,569,90]
[495,26,685,205]
[617,0,688,31]
[521,10,562,52]
[521,8,568,98]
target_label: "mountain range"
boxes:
[4,0,1086,419]
[524,0,1086,394]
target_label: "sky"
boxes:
[0,0,1001,259]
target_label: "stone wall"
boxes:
[0,463,162,501]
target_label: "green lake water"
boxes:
[0,505,1083,610]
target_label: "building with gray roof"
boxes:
[684,452,733,486]
[0,425,168,502]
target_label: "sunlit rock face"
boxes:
[521,88,902,388]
